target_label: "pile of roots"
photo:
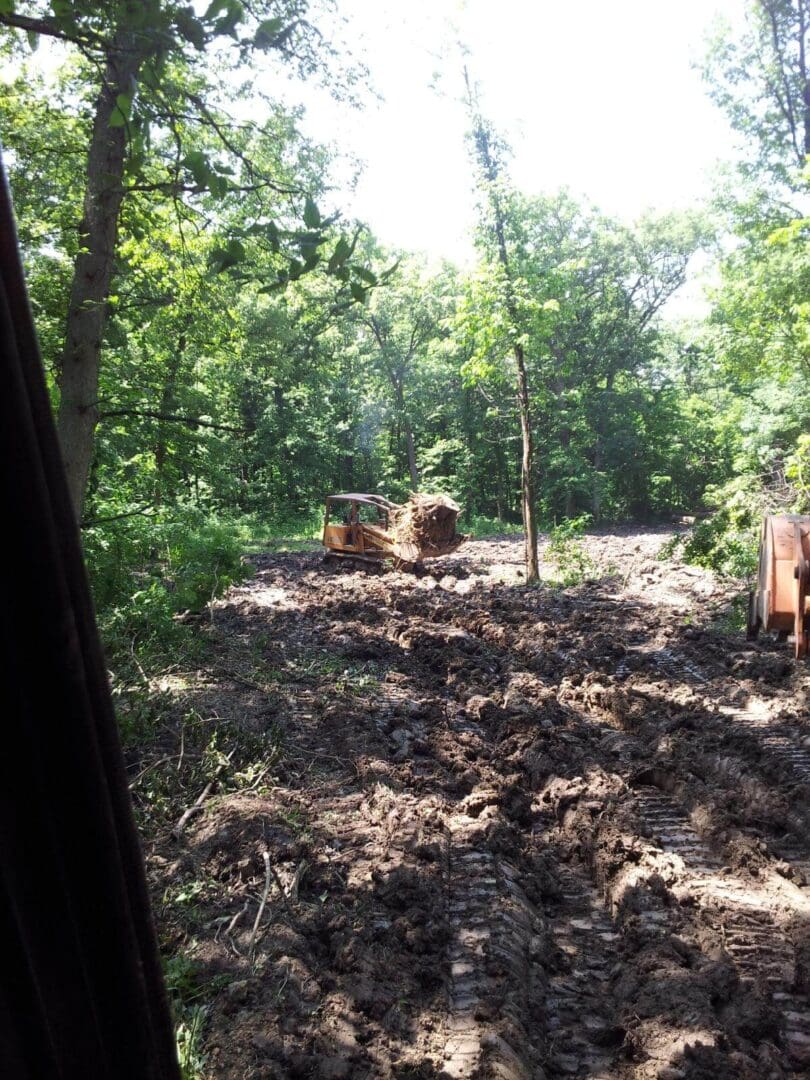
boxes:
[390,493,465,558]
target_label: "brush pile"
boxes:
[389,493,466,558]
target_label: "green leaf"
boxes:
[203,0,229,17]
[209,238,246,273]
[182,150,209,187]
[208,173,229,199]
[26,29,38,50]
[206,0,243,36]
[109,93,132,128]
[0,0,14,14]
[50,0,71,16]
[327,237,352,273]
[349,282,367,303]
[255,16,283,48]
[352,266,377,286]
[380,258,401,282]
[258,279,286,293]
[174,6,206,49]
[303,197,321,229]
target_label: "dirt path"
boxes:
[138,529,810,1079]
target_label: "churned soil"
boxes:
[136,528,810,1079]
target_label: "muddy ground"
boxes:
[130,528,810,1079]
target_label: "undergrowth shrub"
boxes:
[545,514,596,585]
[83,506,250,667]
[465,513,523,538]
[668,476,767,579]
[246,508,322,542]
[163,953,225,1080]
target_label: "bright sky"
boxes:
[274,0,746,269]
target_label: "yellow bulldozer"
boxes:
[322,492,465,570]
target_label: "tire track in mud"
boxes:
[577,642,810,1071]
[442,819,536,1080]
[652,646,810,1068]
[532,820,624,1080]
[367,640,545,1079]
[206,544,810,1077]
[386,613,627,1080]
[650,647,810,874]
[434,591,810,1071]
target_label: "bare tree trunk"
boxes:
[465,80,540,580]
[154,333,186,507]
[404,427,419,491]
[592,434,602,523]
[391,376,419,491]
[515,343,539,579]
[56,32,142,519]
[799,0,810,155]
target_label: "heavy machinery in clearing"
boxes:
[747,514,810,658]
[321,492,465,570]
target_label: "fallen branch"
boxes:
[128,755,175,791]
[212,666,274,693]
[171,780,215,839]
[81,502,156,527]
[289,860,308,902]
[170,752,233,839]
[248,850,272,963]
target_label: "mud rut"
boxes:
[144,531,810,1080]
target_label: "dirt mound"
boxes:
[390,493,465,559]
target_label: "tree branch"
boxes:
[0,11,104,49]
[81,502,156,527]
[99,408,245,433]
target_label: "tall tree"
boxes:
[464,73,540,581]
[703,0,810,188]
[361,265,450,492]
[0,0,363,516]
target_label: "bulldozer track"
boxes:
[593,644,810,1069]
[442,824,537,1080]
[533,824,624,1079]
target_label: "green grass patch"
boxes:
[464,513,524,538]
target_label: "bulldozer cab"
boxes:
[322,494,396,562]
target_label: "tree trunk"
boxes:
[515,343,539,581]
[465,95,540,579]
[592,434,602,523]
[56,32,142,519]
[800,0,810,156]
[559,422,575,518]
[154,333,186,507]
[404,427,419,492]
[392,376,419,491]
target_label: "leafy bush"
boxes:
[465,513,524,538]
[785,433,810,510]
[163,953,221,1080]
[545,514,596,585]
[83,506,250,666]
[672,475,766,579]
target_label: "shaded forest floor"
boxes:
[127,529,810,1079]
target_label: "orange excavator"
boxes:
[747,515,810,658]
